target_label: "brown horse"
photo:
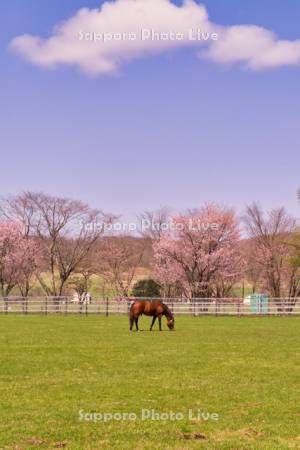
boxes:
[129,300,174,331]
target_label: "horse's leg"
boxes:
[158,315,162,331]
[150,316,156,331]
[129,314,134,331]
[135,316,139,331]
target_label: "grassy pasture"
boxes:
[0,315,299,449]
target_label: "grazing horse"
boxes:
[129,300,174,331]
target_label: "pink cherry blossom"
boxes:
[0,221,41,296]
[153,204,244,298]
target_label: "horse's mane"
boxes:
[163,303,174,319]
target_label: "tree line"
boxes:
[0,191,299,298]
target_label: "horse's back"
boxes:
[131,300,165,316]
[146,300,165,314]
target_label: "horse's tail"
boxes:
[129,300,138,317]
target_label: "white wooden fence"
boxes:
[0,297,299,316]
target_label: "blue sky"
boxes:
[0,0,299,221]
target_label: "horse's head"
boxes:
[167,317,175,330]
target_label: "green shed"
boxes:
[250,294,269,314]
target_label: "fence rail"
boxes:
[0,297,300,316]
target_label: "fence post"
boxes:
[85,299,88,316]
[54,297,59,314]
[45,297,48,315]
[4,297,8,315]
[215,299,218,317]
[65,297,68,315]
[25,297,28,315]
[106,297,109,317]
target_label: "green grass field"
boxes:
[0,316,299,450]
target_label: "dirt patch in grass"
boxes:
[179,432,208,440]
[53,442,67,448]
[27,438,45,446]
[214,427,264,441]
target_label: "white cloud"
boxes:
[9,0,300,76]
[205,25,300,69]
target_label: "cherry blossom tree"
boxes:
[244,204,295,297]
[0,222,41,296]
[138,208,171,241]
[0,192,114,296]
[96,236,145,297]
[153,204,243,298]
[16,237,43,297]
